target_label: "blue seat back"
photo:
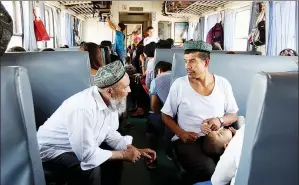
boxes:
[235,72,298,185]
[54,47,80,51]
[154,48,184,67]
[171,53,298,116]
[1,51,91,128]
[1,66,45,185]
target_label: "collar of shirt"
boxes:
[92,86,109,111]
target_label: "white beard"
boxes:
[109,98,127,115]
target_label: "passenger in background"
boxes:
[131,31,142,48]
[279,48,298,56]
[42,48,55,51]
[60,45,69,48]
[161,41,238,185]
[146,61,172,169]
[210,125,245,185]
[166,38,174,48]
[7,46,26,52]
[156,40,172,49]
[106,17,126,63]
[84,42,104,83]
[124,56,136,76]
[226,51,236,54]
[37,61,156,185]
[100,40,120,63]
[211,42,222,50]
[79,41,86,51]
[143,41,157,90]
[0,1,13,57]
[144,26,160,46]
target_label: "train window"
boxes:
[45,7,54,48]
[233,7,251,51]
[2,1,23,50]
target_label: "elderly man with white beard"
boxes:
[37,60,156,185]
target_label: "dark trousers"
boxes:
[43,144,123,185]
[173,138,216,185]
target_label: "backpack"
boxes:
[248,6,266,46]
[206,22,224,49]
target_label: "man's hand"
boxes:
[204,118,221,131]
[122,147,141,163]
[177,130,198,143]
[138,148,157,163]
[200,123,212,135]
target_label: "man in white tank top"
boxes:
[161,41,239,185]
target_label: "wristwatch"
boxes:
[217,117,224,126]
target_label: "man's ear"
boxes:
[224,143,229,149]
[205,59,210,67]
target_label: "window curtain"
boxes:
[223,9,235,50]
[187,21,199,41]
[204,13,221,41]
[63,13,73,46]
[22,1,37,51]
[266,1,296,56]
[52,8,61,47]
[296,1,299,52]
[38,1,45,48]
[199,17,205,41]
[247,2,258,51]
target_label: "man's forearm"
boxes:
[109,151,124,160]
[162,113,184,136]
[222,113,238,126]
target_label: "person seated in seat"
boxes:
[166,38,174,48]
[156,40,172,49]
[37,61,156,185]
[79,41,86,51]
[7,46,26,52]
[146,61,172,169]
[206,125,245,185]
[211,42,222,50]
[124,56,136,76]
[100,40,120,63]
[84,42,104,83]
[279,48,298,56]
[161,40,239,185]
[42,48,55,51]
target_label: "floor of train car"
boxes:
[120,117,179,185]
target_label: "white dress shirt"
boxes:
[161,75,239,141]
[37,86,132,170]
[144,36,160,46]
[211,125,245,185]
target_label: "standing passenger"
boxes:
[106,17,126,63]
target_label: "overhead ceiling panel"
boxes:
[164,1,232,18]
[58,1,112,19]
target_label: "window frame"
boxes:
[233,5,251,51]
[2,0,24,48]
[44,6,55,48]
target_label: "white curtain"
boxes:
[187,21,199,41]
[22,1,37,51]
[223,9,235,50]
[247,2,258,51]
[199,17,205,41]
[296,1,299,52]
[38,1,45,48]
[266,1,296,56]
[52,8,61,47]
[204,13,221,41]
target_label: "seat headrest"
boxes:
[235,72,298,185]
[1,66,45,185]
